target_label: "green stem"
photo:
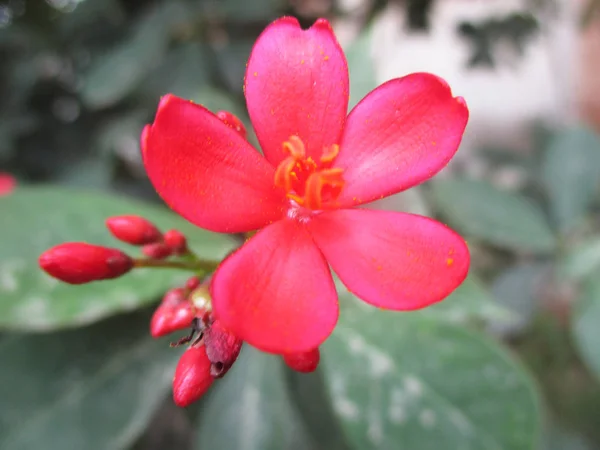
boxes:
[180,247,202,263]
[132,258,218,272]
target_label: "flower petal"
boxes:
[308,209,469,310]
[335,73,468,207]
[144,95,286,233]
[211,219,338,353]
[245,17,349,167]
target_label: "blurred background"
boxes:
[1,0,600,449]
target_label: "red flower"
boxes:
[142,17,470,354]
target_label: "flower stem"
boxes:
[132,258,218,273]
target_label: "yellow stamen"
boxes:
[320,144,340,164]
[275,136,345,209]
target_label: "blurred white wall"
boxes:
[337,0,580,159]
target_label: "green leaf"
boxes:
[432,178,556,253]
[542,425,595,450]
[0,310,179,450]
[189,87,245,119]
[345,27,376,110]
[212,40,253,96]
[197,0,285,21]
[79,7,171,109]
[418,274,515,326]
[0,187,236,331]
[560,237,600,281]
[195,346,315,450]
[490,263,548,335]
[57,0,125,37]
[139,43,212,101]
[542,126,600,233]
[321,296,541,450]
[572,278,600,380]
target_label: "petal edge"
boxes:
[335,73,469,207]
[308,209,470,310]
[144,95,286,233]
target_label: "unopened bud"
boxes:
[106,215,162,245]
[283,348,320,373]
[0,173,16,196]
[39,242,133,284]
[216,111,247,139]
[173,345,213,407]
[164,229,187,254]
[150,288,195,337]
[142,242,172,260]
[185,276,200,291]
[203,320,243,378]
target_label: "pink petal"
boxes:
[335,73,468,207]
[144,95,286,233]
[308,209,470,310]
[211,219,339,353]
[245,17,349,167]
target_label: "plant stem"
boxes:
[132,258,218,272]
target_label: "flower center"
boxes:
[274,136,344,210]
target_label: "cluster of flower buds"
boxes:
[153,280,244,407]
[39,215,191,285]
[106,215,189,260]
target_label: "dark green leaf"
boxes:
[572,278,600,380]
[0,187,236,331]
[542,424,595,450]
[139,43,212,101]
[419,274,515,326]
[542,127,600,233]
[79,7,171,109]
[321,295,541,450]
[490,263,548,335]
[189,87,246,121]
[212,40,253,96]
[0,310,180,450]
[432,178,556,252]
[57,0,125,37]
[197,0,285,21]
[195,346,315,450]
[560,237,600,282]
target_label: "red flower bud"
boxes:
[216,111,247,139]
[142,242,172,260]
[173,345,213,407]
[185,276,201,291]
[105,215,162,245]
[203,320,243,378]
[283,348,320,373]
[150,288,195,337]
[39,243,133,284]
[164,229,187,254]
[0,173,16,196]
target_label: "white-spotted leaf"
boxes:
[0,187,235,331]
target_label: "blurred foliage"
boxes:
[1,0,600,449]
